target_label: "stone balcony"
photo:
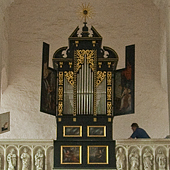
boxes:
[0,139,53,170]
[0,139,169,170]
[116,139,170,170]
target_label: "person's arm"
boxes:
[129,130,137,139]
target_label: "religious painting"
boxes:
[40,42,57,116]
[87,126,106,137]
[87,146,108,164]
[63,126,82,137]
[114,45,135,116]
[61,146,82,164]
[0,112,10,134]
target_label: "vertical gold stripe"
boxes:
[73,50,77,116]
[93,50,97,116]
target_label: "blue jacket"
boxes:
[131,128,150,138]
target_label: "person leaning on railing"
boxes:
[129,123,150,139]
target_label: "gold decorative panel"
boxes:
[96,71,106,87]
[86,50,95,72]
[76,50,95,72]
[107,71,112,85]
[107,87,112,100]
[58,101,63,116]
[76,50,85,72]
[64,71,74,86]
[58,86,63,101]
[107,102,112,116]
[59,72,63,85]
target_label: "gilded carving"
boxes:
[86,50,95,72]
[107,71,112,85]
[64,71,74,86]
[107,62,111,68]
[107,86,112,100]
[69,62,72,68]
[74,50,96,116]
[59,62,63,68]
[58,86,63,100]
[107,102,112,116]
[76,50,85,72]
[58,101,63,116]
[75,41,79,47]
[96,71,106,87]
[76,50,95,72]
[59,72,63,85]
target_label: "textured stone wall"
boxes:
[0,0,168,139]
[0,0,14,111]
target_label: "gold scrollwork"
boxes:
[86,50,95,72]
[76,50,85,72]
[96,71,106,87]
[64,71,74,86]
[107,71,112,85]
[76,50,95,72]
[58,86,63,100]
[107,86,112,100]
[107,102,112,116]
[58,101,63,116]
[59,72,63,85]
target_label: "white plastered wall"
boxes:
[0,0,14,112]
[0,0,169,139]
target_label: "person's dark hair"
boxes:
[131,123,139,128]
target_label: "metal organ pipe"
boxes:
[84,55,86,115]
[76,54,94,115]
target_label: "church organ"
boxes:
[40,21,135,169]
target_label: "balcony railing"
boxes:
[116,139,170,170]
[0,139,169,170]
[0,139,53,170]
